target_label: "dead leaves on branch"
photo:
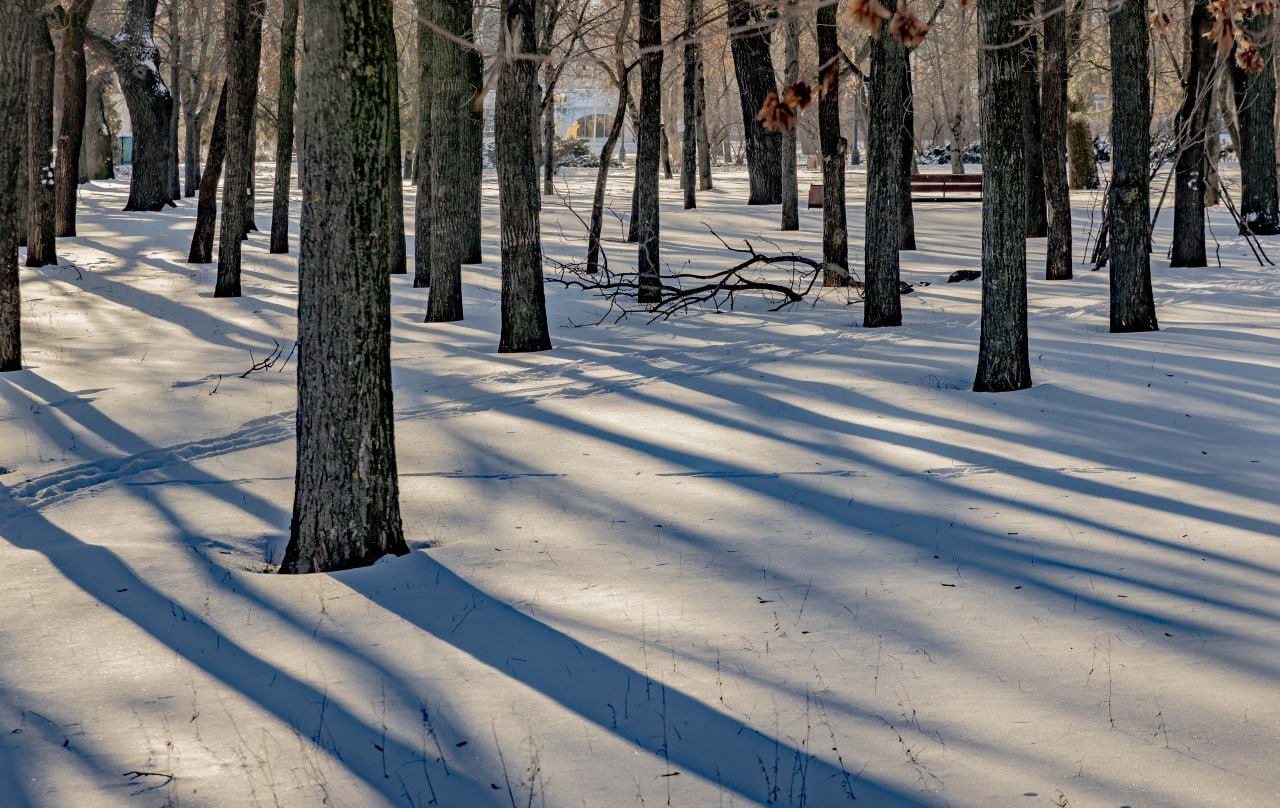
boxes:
[760,0,927,133]
[1202,0,1276,73]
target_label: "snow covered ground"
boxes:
[1,167,1277,807]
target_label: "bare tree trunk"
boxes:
[215,0,264,298]
[780,5,799,231]
[636,0,663,304]
[726,0,781,204]
[1065,0,1096,190]
[1021,24,1047,237]
[386,45,406,275]
[53,0,95,236]
[281,0,408,574]
[187,83,227,264]
[85,0,174,211]
[269,0,298,254]
[974,0,1032,391]
[1,0,34,371]
[681,0,698,209]
[695,49,713,190]
[414,0,435,288]
[1170,0,1215,267]
[26,18,57,268]
[496,0,552,351]
[818,1,846,284]
[1042,0,1072,279]
[1231,13,1279,234]
[948,109,964,174]
[183,63,202,196]
[899,55,916,251]
[462,44,483,264]
[865,11,905,327]
[1109,0,1158,332]
[80,71,114,181]
[167,0,181,202]
[426,0,473,322]
[586,82,631,275]
[543,93,556,195]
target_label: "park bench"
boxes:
[807,172,983,208]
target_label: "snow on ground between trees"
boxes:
[1,168,1278,806]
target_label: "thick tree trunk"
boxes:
[281,0,408,574]
[1170,0,1215,267]
[1,0,34,371]
[215,0,264,298]
[1021,26,1047,237]
[974,0,1032,392]
[1042,0,1072,279]
[496,0,552,352]
[80,71,114,181]
[726,0,781,204]
[681,0,699,209]
[269,0,298,254]
[187,83,227,264]
[1109,0,1158,332]
[864,12,905,327]
[414,0,435,288]
[636,0,663,304]
[387,63,406,276]
[1231,13,1279,234]
[26,18,57,268]
[899,55,916,251]
[86,0,174,211]
[461,44,483,264]
[780,5,799,231]
[167,0,181,202]
[53,0,95,236]
[818,2,847,285]
[426,0,473,322]
[695,51,713,191]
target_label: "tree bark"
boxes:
[386,47,406,276]
[167,0,181,202]
[426,0,474,322]
[585,81,631,275]
[414,0,435,288]
[1108,0,1158,332]
[80,70,114,181]
[974,0,1032,391]
[1065,0,1097,189]
[899,54,916,251]
[542,92,556,195]
[1231,13,1279,234]
[726,0,781,204]
[681,0,699,209]
[462,42,483,264]
[269,0,298,254]
[496,0,552,352]
[636,0,663,304]
[187,83,227,264]
[1,0,34,371]
[183,52,202,196]
[1042,0,1072,278]
[1021,24,1047,237]
[85,0,174,211]
[26,17,57,268]
[281,0,408,574]
[818,2,847,284]
[864,13,905,327]
[780,4,799,231]
[695,50,713,191]
[53,0,95,236]
[1170,0,1215,267]
[215,0,264,298]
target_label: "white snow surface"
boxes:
[2,169,1278,807]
